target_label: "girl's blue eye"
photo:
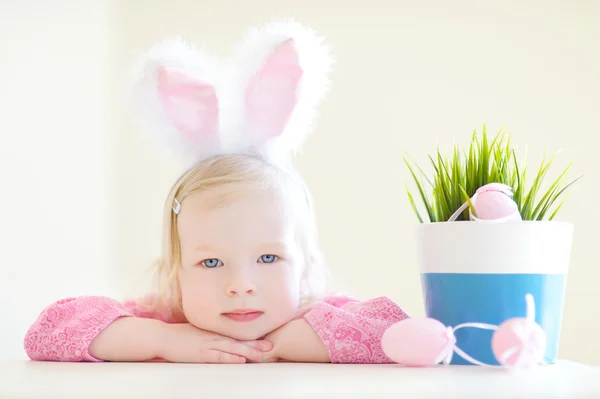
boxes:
[258,254,278,263]
[202,258,222,268]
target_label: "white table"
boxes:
[1,360,599,398]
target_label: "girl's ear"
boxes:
[244,38,302,141]
[131,38,221,159]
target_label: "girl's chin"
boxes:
[186,313,292,340]
[189,321,273,341]
[224,326,272,341]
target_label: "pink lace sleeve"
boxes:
[303,296,409,363]
[24,296,134,362]
[122,295,183,323]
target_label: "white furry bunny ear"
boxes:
[131,38,222,160]
[131,19,332,165]
[233,19,333,157]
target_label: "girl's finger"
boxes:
[241,340,273,351]
[204,350,247,364]
[212,340,265,363]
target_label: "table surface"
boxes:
[1,360,599,399]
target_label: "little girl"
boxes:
[24,19,409,364]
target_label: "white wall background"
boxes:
[1,0,599,364]
[0,1,120,359]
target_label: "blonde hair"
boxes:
[148,153,328,315]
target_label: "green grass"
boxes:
[404,125,582,223]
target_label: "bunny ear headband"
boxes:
[131,19,332,172]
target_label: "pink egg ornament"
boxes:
[471,183,522,222]
[447,182,522,222]
[381,317,454,366]
[491,317,547,367]
[382,294,547,369]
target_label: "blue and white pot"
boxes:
[417,221,573,365]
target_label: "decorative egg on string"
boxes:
[381,317,454,366]
[491,317,547,367]
[447,182,522,223]
[470,183,522,222]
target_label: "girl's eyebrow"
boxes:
[194,243,219,253]
[194,240,291,252]
[255,240,292,248]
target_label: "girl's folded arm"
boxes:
[303,296,410,364]
[23,296,171,362]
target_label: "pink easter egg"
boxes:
[491,318,547,367]
[473,190,521,220]
[382,318,453,366]
[478,182,511,192]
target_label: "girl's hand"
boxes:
[262,319,330,363]
[89,317,272,363]
[159,323,273,363]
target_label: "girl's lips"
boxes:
[222,311,264,322]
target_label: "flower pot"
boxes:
[416,221,573,366]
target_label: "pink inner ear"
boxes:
[245,38,303,140]
[157,67,218,142]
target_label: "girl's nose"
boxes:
[226,271,256,296]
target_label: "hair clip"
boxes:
[173,198,181,214]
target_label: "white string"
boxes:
[445,322,498,367]
[440,293,543,368]
[434,326,456,365]
[447,183,515,222]
[525,293,535,322]
[447,200,472,222]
